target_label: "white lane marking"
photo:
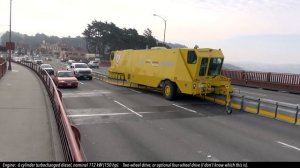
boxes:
[62,90,111,98]
[130,89,142,94]
[68,111,158,118]
[172,104,197,113]
[68,113,130,117]
[239,90,267,97]
[79,82,84,84]
[277,141,300,151]
[114,100,143,117]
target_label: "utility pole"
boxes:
[8,0,12,70]
[153,14,167,44]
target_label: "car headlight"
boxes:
[58,81,66,83]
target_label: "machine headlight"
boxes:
[199,83,206,88]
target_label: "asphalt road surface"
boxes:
[58,78,300,161]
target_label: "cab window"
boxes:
[110,52,115,61]
[187,51,197,64]
[199,58,208,76]
[208,58,223,76]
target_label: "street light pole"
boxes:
[153,14,167,44]
[8,0,12,70]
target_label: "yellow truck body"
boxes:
[108,48,232,107]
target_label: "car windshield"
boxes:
[75,64,88,68]
[57,71,74,77]
[41,64,52,68]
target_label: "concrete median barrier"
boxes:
[258,99,277,118]
[230,95,243,110]
[243,97,259,114]
[276,102,298,124]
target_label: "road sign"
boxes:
[6,42,15,50]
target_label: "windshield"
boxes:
[199,58,209,76]
[75,64,88,68]
[207,58,223,76]
[57,71,74,77]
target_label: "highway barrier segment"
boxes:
[203,93,299,125]
[16,60,83,162]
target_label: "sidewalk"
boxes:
[0,63,63,161]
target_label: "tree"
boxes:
[82,20,160,60]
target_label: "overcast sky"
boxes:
[1,0,300,64]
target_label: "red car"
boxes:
[54,70,78,88]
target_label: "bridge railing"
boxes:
[222,70,300,93]
[0,58,7,79]
[17,60,83,162]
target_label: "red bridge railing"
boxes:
[222,70,300,93]
[17,60,83,162]
[0,58,7,79]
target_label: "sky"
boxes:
[1,0,300,64]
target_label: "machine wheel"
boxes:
[89,76,93,80]
[163,80,177,100]
[226,105,232,115]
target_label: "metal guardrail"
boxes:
[222,70,300,93]
[0,58,7,79]
[17,60,83,162]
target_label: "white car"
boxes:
[33,58,43,64]
[67,63,93,80]
[40,64,54,75]
[88,61,100,68]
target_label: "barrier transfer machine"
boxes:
[108,47,233,114]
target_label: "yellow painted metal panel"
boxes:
[245,106,257,114]
[259,109,275,118]
[231,103,241,109]
[215,99,226,105]
[276,114,295,123]
[205,96,215,102]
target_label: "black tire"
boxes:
[89,76,93,80]
[163,80,177,100]
[226,105,232,115]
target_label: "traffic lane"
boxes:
[233,85,300,104]
[61,80,300,161]
[77,106,300,161]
